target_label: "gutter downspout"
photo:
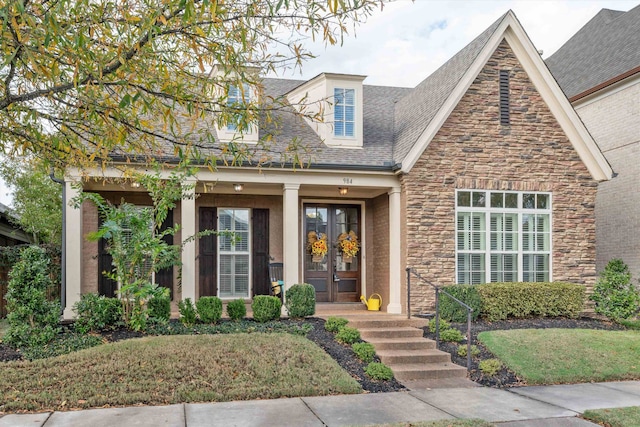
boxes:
[49,169,66,316]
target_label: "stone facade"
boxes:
[401,40,599,313]
[573,78,640,279]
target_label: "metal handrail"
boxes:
[406,267,474,371]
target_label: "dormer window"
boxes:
[334,88,355,137]
[226,84,251,132]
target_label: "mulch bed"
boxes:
[0,317,404,394]
[422,316,627,388]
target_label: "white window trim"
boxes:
[217,208,252,299]
[455,190,553,284]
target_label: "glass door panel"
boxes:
[304,204,360,302]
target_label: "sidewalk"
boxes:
[2,381,640,427]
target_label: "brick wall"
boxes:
[574,79,640,279]
[401,40,599,313]
[371,194,390,310]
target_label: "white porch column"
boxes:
[181,178,197,301]
[387,187,402,314]
[63,180,83,319]
[282,183,300,291]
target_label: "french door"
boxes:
[304,204,361,302]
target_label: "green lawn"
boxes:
[583,406,640,427]
[0,333,361,413]
[478,328,640,384]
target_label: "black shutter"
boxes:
[252,208,270,296]
[155,209,174,299]
[499,70,510,125]
[98,216,118,298]
[199,207,217,297]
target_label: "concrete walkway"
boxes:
[2,381,640,426]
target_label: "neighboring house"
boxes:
[61,11,613,319]
[546,4,640,280]
[0,202,33,318]
[0,203,31,247]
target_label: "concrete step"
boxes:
[315,303,367,313]
[376,349,452,365]
[365,337,436,351]
[359,327,424,339]
[345,318,428,329]
[392,362,468,381]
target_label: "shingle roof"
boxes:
[546,5,640,99]
[257,79,411,168]
[116,13,510,170]
[392,14,506,164]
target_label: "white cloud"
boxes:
[280,0,638,87]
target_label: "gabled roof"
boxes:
[546,5,640,100]
[110,10,612,181]
[393,15,504,164]
[395,10,613,181]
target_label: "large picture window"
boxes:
[218,208,250,298]
[456,190,551,284]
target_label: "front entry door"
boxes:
[304,204,361,302]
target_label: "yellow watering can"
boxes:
[360,293,382,311]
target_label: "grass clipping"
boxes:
[0,333,361,413]
[478,329,640,384]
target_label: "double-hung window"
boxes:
[456,190,551,284]
[218,208,250,298]
[334,88,355,137]
[226,84,250,132]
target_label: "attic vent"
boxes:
[499,70,510,125]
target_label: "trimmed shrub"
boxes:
[252,295,282,323]
[428,318,451,334]
[73,293,123,333]
[365,362,394,381]
[336,326,361,344]
[479,358,502,376]
[439,284,482,322]
[325,316,348,332]
[226,299,247,321]
[591,259,640,321]
[477,282,586,321]
[285,283,316,318]
[440,328,464,342]
[4,246,61,348]
[147,294,171,322]
[196,296,223,324]
[352,342,376,363]
[178,298,197,326]
[457,344,481,358]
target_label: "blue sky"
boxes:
[1,0,638,206]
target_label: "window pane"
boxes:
[235,211,249,230]
[457,253,485,285]
[345,106,355,121]
[505,193,518,208]
[472,192,486,207]
[537,194,549,209]
[457,191,471,207]
[335,122,344,136]
[345,122,355,137]
[523,193,536,209]
[344,89,355,104]
[490,193,503,208]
